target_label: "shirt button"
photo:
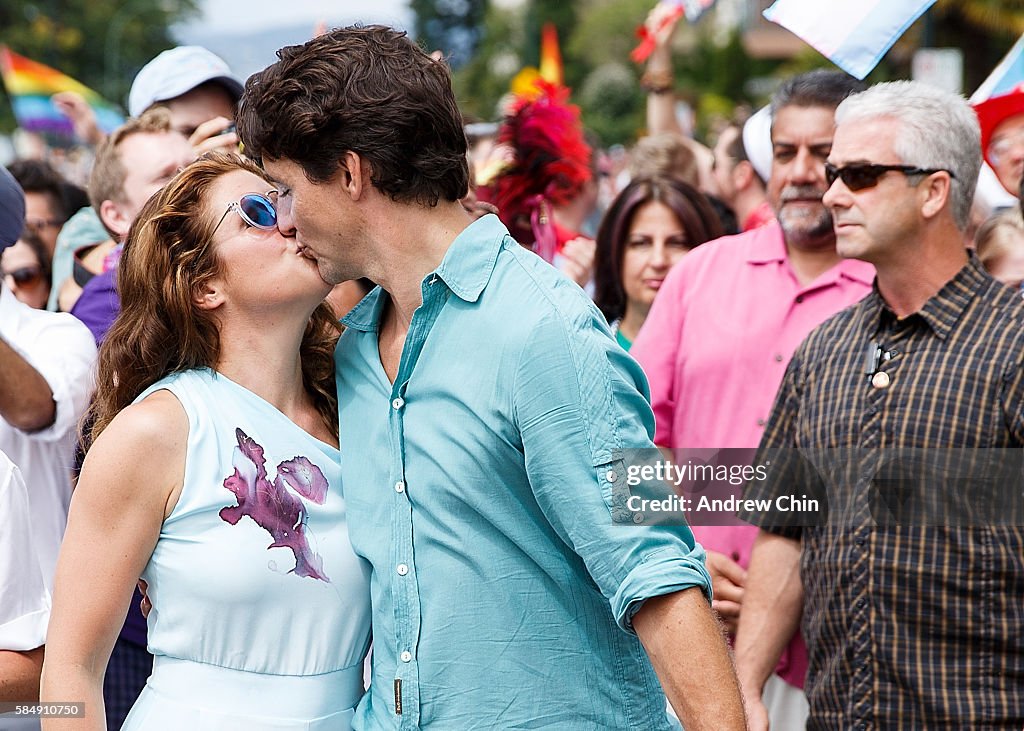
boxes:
[400,651,412,663]
[395,481,406,493]
[606,469,617,483]
[397,563,409,576]
[773,353,783,362]
[392,397,405,410]
[795,295,804,304]
[757,418,766,427]
[857,598,867,609]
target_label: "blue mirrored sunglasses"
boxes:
[212,191,278,235]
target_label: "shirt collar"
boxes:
[745,221,875,286]
[340,214,508,333]
[858,256,988,341]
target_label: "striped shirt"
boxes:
[743,257,1024,730]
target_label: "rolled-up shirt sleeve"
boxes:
[514,305,712,633]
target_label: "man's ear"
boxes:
[99,199,132,239]
[192,279,225,311]
[920,171,952,221]
[339,151,369,201]
[732,160,756,192]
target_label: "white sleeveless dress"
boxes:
[120,369,371,731]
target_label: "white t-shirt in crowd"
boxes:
[0,451,49,650]
[0,286,97,589]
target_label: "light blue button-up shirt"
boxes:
[339,215,711,730]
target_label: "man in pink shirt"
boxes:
[632,70,872,728]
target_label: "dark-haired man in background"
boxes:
[239,24,745,731]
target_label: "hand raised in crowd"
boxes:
[706,550,746,635]
[644,1,683,52]
[560,236,596,288]
[188,116,239,156]
[52,91,105,147]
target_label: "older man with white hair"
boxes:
[736,80,1024,731]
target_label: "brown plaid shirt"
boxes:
[742,258,1024,730]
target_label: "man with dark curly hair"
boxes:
[238,24,744,731]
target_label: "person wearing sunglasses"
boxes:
[238,25,745,731]
[2,230,51,310]
[738,81,1024,731]
[974,88,1024,199]
[42,153,372,730]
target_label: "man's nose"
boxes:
[789,147,819,183]
[276,201,296,236]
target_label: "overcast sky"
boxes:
[175,0,413,81]
[185,0,411,34]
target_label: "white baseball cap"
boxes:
[128,46,243,118]
[742,106,773,184]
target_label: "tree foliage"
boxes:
[0,0,200,120]
[442,0,1024,146]
[411,0,488,69]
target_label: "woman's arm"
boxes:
[41,391,186,730]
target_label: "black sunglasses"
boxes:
[824,162,955,192]
[212,192,278,235]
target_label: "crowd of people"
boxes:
[1,8,1024,731]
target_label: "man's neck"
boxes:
[876,233,969,318]
[372,201,474,333]
[785,234,842,287]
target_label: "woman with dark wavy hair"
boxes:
[594,176,723,350]
[41,153,371,730]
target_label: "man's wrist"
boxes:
[640,68,674,94]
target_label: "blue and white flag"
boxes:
[971,33,1024,102]
[763,0,937,80]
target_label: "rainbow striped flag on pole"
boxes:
[762,0,937,80]
[0,46,123,137]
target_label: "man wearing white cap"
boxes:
[129,45,243,155]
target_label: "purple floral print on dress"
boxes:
[220,428,330,581]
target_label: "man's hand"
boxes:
[138,580,151,618]
[707,550,746,634]
[189,117,239,156]
[742,684,770,731]
[52,92,105,147]
[644,2,683,51]
[559,236,596,288]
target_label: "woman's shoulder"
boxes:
[81,389,189,515]
[97,389,188,464]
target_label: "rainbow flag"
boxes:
[0,46,123,137]
[511,23,565,99]
[763,0,936,80]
